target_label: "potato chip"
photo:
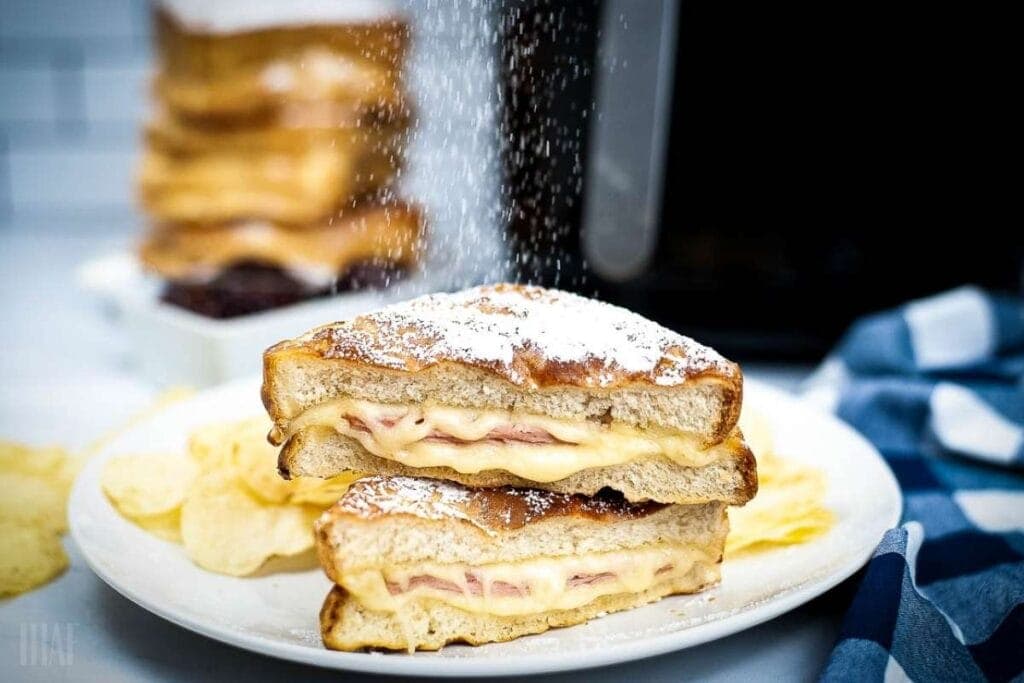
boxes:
[101,454,197,517]
[728,507,834,555]
[727,453,835,557]
[0,472,68,534]
[105,416,344,574]
[188,421,243,472]
[288,472,362,506]
[223,417,354,506]
[0,521,68,596]
[189,416,274,471]
[180,472,319,576]
[0,441,67,477]
[0,442,82,497]
[233,428,293,504]
[0,442,78,596]
[128,508,183,543]
[738,406,773,461]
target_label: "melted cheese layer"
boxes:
[288,398,735,482]
[341,545,713,616]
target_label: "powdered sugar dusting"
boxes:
[335,475,475,527]
[309,284,735,388]
[332,475,665,534]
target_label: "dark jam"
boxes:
[161,261,407,319]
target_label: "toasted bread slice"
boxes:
[145,113,407,158]
[320,565,720,653]
[154,7,409,123]
[263,284,744,448]
[138,141,401,225]
[315,476,727,651]
[140,203,423,281]
[315,476,726,575]
[283,425,757,505]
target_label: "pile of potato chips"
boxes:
[102,417,359,576]
[3,398,830,593]
[0,443,83,596]
[727,408,836,556]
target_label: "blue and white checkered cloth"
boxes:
[802,286,1024,682]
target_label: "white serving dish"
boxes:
[77,252,449,386]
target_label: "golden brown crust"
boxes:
[319,476,668,536]
[154,8,410,122]
[736,437,760,502]
[145,113,408,155]
[156,6,410,67]
[315,521,339,585]
[138,135,402,225]
[139,202,423,279]
[723,377,744,460]
[261,285,744,441]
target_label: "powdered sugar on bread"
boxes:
[327,475,666,535]
[297,284,735,389]
[327,475,474,527]
[264,283,744,443]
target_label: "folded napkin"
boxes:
[803,286,1024,682]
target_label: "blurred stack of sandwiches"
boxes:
[137,0,424,319]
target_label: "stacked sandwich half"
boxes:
[137,2,423,318]
[262,284,758,651]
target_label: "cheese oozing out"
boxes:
[287,398,738,482]
[340,545,716,616]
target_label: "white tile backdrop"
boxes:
[0,0,150,229]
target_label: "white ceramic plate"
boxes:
[70,378,901,677]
